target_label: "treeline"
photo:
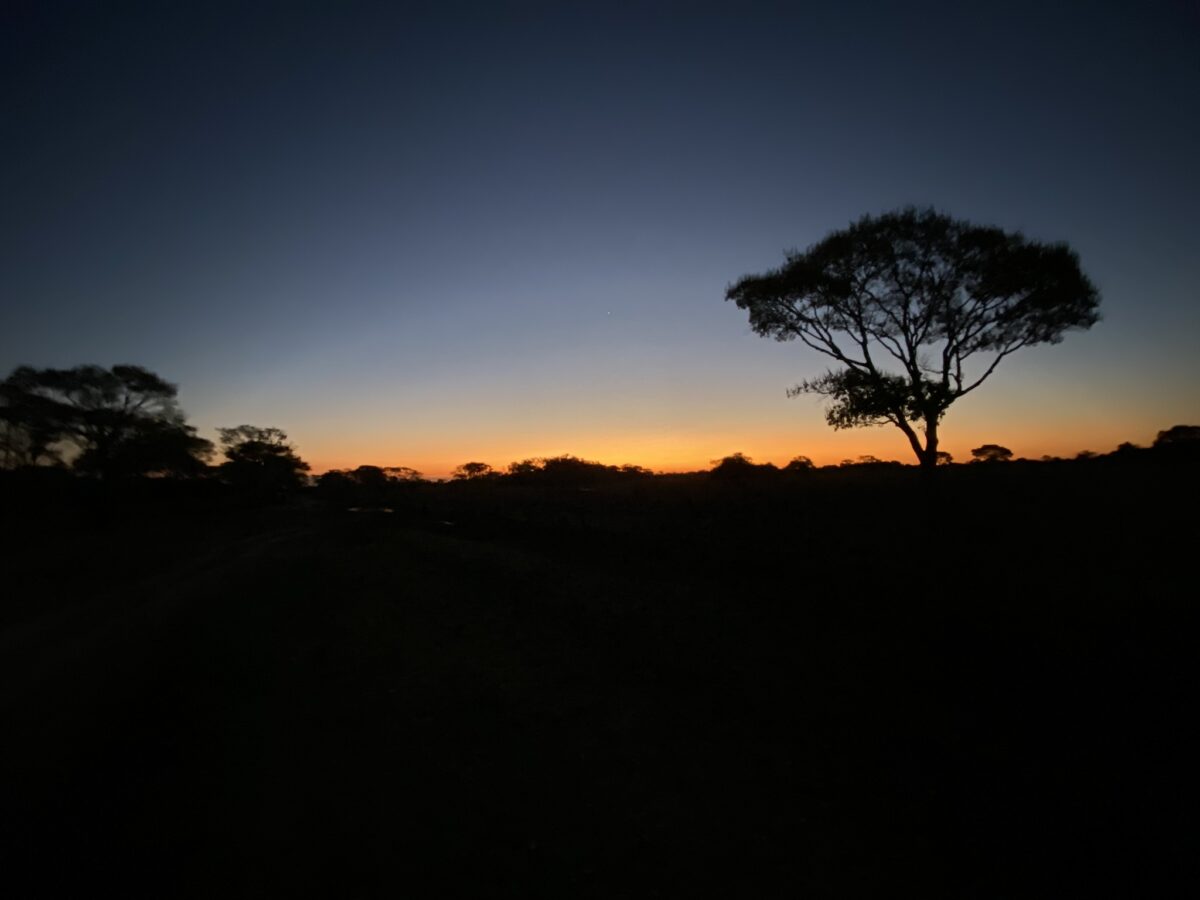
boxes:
[0,365,308,496]
[3,365,1197,498]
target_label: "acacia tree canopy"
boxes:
[452,461,495,480]
[971,444,1014,463]
[0,364,212,475]
[218,425,309,493]
[725,208,1100,468]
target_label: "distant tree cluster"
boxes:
[3,364,1195,503]
[315,464,424,507]
[503,455,652,485]
[838,455,903,468]
[709,453,817,479]
[1,365,311,497]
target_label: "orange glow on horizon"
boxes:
[299,419,1160,479]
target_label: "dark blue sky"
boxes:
[3,1,1197,472]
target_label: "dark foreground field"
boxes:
[2,463,1195,897]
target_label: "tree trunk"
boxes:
[918,417,940,470]
[895,418,926,467]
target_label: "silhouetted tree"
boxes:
[314,469,355,498]
[0,374,66,468]
[504,455,651,484]
[452,461,495,480]
[1103,441,1149,465]
[1154,425,1200,445]
[336,465,422,488]
[840,455,888,467]
[315,464,422,506]
[93,418,214,478]
[539,455,601,481]
[1153,425,1200,459]
[0,364,211,476]
[783,455,815,472]
[538,455,635,485]
[726,208,1100,469]
[935,451,954,465]
[380,466,423,482]
[971,444,1013,463]
[507,458,542,478]
[710,452,778,479]
[348,465,393,491]
[218,425,309,494]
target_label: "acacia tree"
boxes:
[971,444,1014,463]
[726,208,1100,469]
[218,425,310,493]
[0,375,67,468]
[452,461,495,480]
[0,364,212,475]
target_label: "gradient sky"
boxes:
[3,1,1197,475]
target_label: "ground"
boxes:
[1,463,1194,896]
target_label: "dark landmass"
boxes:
[2,459,1195,897]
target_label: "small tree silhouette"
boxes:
[971,444,1013,463]
[218,425,309,495]
[710,453,778,479]
[783,455,815,472]
[452,461,495,480]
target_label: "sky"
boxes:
[3,1,1197,475]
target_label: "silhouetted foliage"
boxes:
[504,455,653,485]
[452,461,495,480]
[315,464,424,507]
[384,466,423,482]
[507,459,542,478]
[92,418,214,478]
[335,465,423,488]
[971,444,1014,463]
[0,364,212,476]
[709,452,778,479]
[726,207,1101,468]
[838,455,902,468]
[1,374,67,468]
[1099,442,1147,466]
[218,425,309,495]
[1152,425,1200,461]
[783,455,815,473]
[935,451,954,465]
[1153,424,1200,447]
[540,455,604,481]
